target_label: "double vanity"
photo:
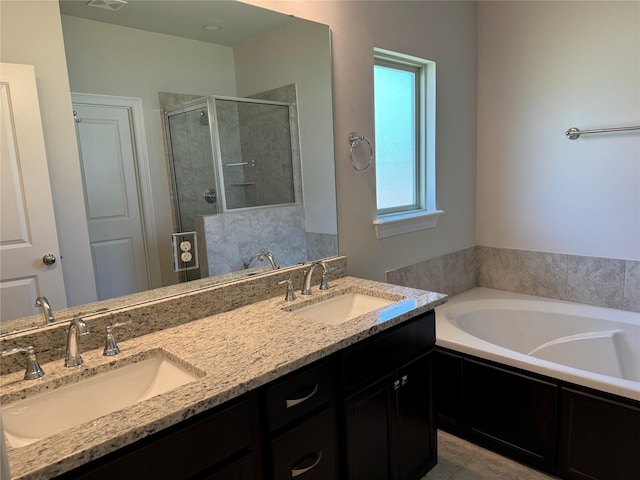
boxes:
[0,262,447,479]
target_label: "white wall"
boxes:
[247,1,478,281]
[234,19,337,235]
[0,0,97,307]
[477,1,640,261]
[61,15,238,287]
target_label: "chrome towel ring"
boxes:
[349,132,374,172]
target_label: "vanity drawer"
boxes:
[341,311,435,393]
[265,361,335,432]
[269,407,338,480]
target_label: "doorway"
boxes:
[72,94,159,300]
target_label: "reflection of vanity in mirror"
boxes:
[0,0,337,332]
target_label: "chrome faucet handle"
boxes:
[1,346,45,380]
[278,279,297,302]
[103,319,131,356]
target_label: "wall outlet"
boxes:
[172,232,199,272]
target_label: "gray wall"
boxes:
[249,1,479,282]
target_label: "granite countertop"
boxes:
[1,277,447,480]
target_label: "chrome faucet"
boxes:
[65,317,90,368]
[243,250,279,270]
[34,296,55,325]
[301,261,330,295]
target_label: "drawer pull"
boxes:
[291,450,323,477]
[285,383,319,409]
[401,374,408,385]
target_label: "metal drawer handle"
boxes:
[285,383,319,408]
[291,450,323,478]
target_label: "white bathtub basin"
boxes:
[291,292,397,325]
[1,354,201,447]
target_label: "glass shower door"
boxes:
[166,105,217,280]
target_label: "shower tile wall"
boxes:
[386,246,640,312]
[196,204,307,276]
[251,84,336,256]
[248,84,302,207]
[217,83,300,210]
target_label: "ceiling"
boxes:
[58,0,296,46]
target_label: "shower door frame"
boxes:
[207,95,298,214]
[164,94,300,228]
[163,99,214,235]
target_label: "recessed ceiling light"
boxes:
[86,0,128,12]
[203,25,222,32]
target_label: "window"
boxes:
[373,49,442,238]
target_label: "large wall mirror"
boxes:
[1,0,336,333]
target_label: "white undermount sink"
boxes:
[1,353,201,448]
[290,291,400,325]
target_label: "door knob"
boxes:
[42,253,56,265]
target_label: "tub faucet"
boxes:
[301,261,330,295]
[34,296,55,325]
[65,317,90,368]
[243,250,279,270]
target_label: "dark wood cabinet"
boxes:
[269,407,339,480]
[433,349,463,432]
[200,454,255,480]
[54,396,261,480]
[344,373,395,480]
[396,354,436,480]
[434,350,558,472]
[342,312,437,480]
[263,361,339,480]
[54,311,438,480]
[559,388,640,480]
[434,347,640,479]
[463,359,558,472]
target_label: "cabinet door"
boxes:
[396,353,436,480]
[344,374,395,480]
[559,388,640,480]
[463,359,558,472]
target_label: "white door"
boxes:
[73,103,150,300]
[0,63,67,322]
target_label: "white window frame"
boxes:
[373,48,443,239]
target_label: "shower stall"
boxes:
[164,95,298,279]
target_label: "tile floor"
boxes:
[424,430,560,480]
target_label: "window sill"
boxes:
[373,210,444,239]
